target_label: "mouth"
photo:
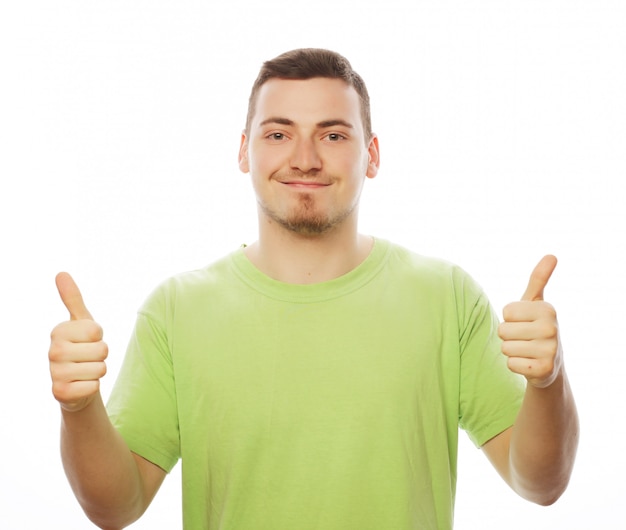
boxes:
[279,180,332,189]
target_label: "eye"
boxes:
[325,133,346,142]
[267,132,285,141]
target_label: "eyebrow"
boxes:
[258,117,354,129]
[259,117,294,127]
[317,119,354,129]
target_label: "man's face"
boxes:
[239,77,379,236]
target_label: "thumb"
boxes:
[521,255,558,301]
[55,272,94,320]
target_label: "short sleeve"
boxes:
[106,288,180,472]
[457,274,526,447]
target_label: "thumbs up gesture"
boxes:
[498,256,563,389]
[49,273,108,412]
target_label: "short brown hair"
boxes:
[245,48,372,140]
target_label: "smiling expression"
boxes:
[239,77,380,236]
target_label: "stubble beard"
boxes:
[259,191,355,237]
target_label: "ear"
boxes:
[238,132,249,173]
[365,134,380,179]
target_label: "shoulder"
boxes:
[379,240,489,313]
[383,240,477,286]
[138,251,240,317]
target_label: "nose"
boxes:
[289,137,322,173]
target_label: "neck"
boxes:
[244,218,373,285]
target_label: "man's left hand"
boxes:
[498,255,562,388]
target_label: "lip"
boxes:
[280,181,331,189]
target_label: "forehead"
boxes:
[251,77,363,130]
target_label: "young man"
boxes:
[49,48,579,529]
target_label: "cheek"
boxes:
[247,147,283,176]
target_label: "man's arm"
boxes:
[60,394,166,528]
[50,273,166,529]
[481,256,579,505]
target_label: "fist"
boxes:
[498,255,562,389]
[49,272,108,412]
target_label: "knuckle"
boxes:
[50,361,72,383]
[500,341,512,356]
[502,303,515,321]
[506,356,523,373]
[548,321,559,339]
[83,320,103,341]
[49,362,62,380]
[537,357,555,378]
[93,322,105,340]
[538,302,557,319]
[547,322,558,339]
[51,381,71,402]
[541,322,559,338]
[48,341,67,362]
[99,341,109,361]
[545,341,558,359]
[98,362,108,378]
[89,341,109,362]
[538,321,558,339]
[50,321,69,341]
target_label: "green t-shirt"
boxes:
[107,239,525,529]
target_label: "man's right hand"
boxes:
[49,272,108,412]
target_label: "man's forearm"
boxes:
[61,392,147,529]
[509,368,579,505]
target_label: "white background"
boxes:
[1,1,624,528]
